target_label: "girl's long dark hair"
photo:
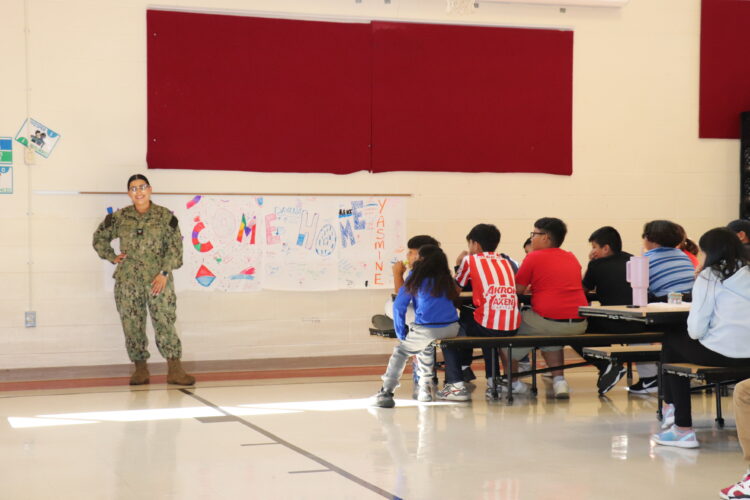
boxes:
[699,227,749,281]
[404,244,459,300]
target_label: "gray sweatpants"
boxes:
[381,322,459,392]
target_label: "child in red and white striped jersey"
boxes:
[438,224,523,402]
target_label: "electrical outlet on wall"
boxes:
[24,311,36,328]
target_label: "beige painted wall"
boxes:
[0,0,737,370]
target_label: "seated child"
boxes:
[438,224,521,401]
[523,237,533,256]
[676,223,700,269]
[451,234,521,386]
[579,226,644,394]
[628,220,696,394]
[514,217,589,399]
[372,245,460,407]
[371,235,441,395]
[372,234,441,331]
[652,228,750,449]
[727,219,750,257]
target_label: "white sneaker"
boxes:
[651,425,699,449]
[437,383,471,401]
[417,385,433,402]
[501,380,530,394]
[720,472,750,499]
[553,379,570,399]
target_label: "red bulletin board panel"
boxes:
[371,21,573,174]
[146,10,372,173]
[700,0,750,139]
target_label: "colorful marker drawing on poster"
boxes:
[337,197,406,289]
[14,118,61,158]
[172,196,264,292]
[261,197,339,291]
[195,265,216,287]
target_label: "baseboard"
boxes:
[0,354,393,383]
[0,347,592,384]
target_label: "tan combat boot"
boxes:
[167,359,196,385]
[129,360,150,385]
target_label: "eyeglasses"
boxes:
[128,185,150,193]
[529,231,546,238]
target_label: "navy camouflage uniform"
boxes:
[93,203,184,361]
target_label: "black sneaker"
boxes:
[373,388,395,408]
[462,366,477,383]
[371,314,394,330]
[627,376,658,394]
[597,361,626,395]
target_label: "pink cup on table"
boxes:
[626,256,649,306]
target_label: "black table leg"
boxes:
[656,362,663,421]
[531,348,538,396]
[432,349,439,385]
[491,348,499,400]
[716,382,725,428]
[506,345,514,404]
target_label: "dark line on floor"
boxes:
[288,469,333,474]
[195,415,238,423]
[0,377,384,400]
[241,442,280,447]
[180,388,397,499]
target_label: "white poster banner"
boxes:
[99,194,406,292]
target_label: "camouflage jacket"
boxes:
[93,203,183,282]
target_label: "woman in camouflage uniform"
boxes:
[93,174,194,385]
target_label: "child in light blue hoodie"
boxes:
[652,227,750,449]
[372,245,459,408]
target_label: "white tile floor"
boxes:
[0,369,743,499]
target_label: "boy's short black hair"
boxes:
[466,224,501,252]
[523,237,532,248]
[534,217,567,247]
[407,235,440,250]
[588,226,622,254]
[728,219,750,236]
[642,220,683,248]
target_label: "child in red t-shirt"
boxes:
[514,217,588,399]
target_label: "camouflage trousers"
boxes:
[114,277,182,362]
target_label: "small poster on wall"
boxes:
[0,167,12,194]
[15,118,61,158]
[0,137,12,194]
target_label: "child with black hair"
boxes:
[438,224,521,401]
[372,245,460,408]
[371,235,442,398]
[523,237,533,256]
[652,228,750,449]
[579,226,644,394]
[371,234,441,332]
[728,219,750,257]
[514,217,588,399]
